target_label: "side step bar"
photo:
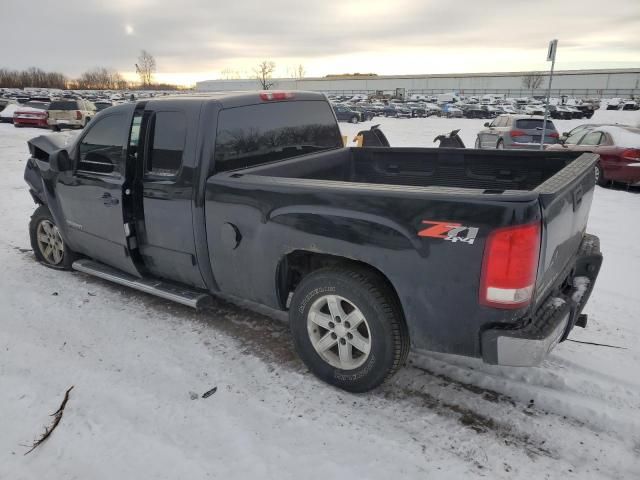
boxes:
[72,259,212,310]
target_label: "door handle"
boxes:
[101,192,119,206]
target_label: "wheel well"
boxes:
[277,250,405,316]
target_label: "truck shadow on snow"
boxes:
[16,250,613,464]
[45,260,563,459]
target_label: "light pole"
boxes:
[540,39,558,150]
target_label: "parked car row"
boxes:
[4,99,98,130]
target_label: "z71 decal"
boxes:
[418,221,479,245]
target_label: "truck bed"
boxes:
[206,147,598,358]
[233,147,584,192]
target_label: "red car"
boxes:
[547,125,640,186]
[13,101,50,128]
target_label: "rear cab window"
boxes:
[214,100,342,172]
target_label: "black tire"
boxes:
[289,267,410,393]
[349,116,359,124]
[29,205,77,270]
[14,123,22,128]
[595,163,607,187]
[496,139,504,150]
[50,125,60,132]
[474,137,481,149]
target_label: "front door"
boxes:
[55,108,139,276]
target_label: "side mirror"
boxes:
[49,149,72,173]
[484,122,491,127]
[562,132,569,137]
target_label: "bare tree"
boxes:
[0,67,66,88]
[73,68,128,90]
[254,60,276,90]
[522,72,544,90]
[136,50,156,87]
[221,68,242,80]
[287,64,306,79]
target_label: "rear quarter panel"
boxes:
[204,176,541,357]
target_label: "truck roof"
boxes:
[142,90,328,109]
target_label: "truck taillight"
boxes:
[621,149,640,161]
[510,130,526,137]
[548,132,559,138]
[75,110,82,120]
[480,222,541,309]
[259,91,294,101]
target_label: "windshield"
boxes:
[215,100,342,172]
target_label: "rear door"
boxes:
[134,104,205,288]
[55,107,140,276]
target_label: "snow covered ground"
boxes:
[1,109,639,479]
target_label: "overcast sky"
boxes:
[2,0,638,85]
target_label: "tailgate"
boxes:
[534,153,599,302]
[48,110,71,122]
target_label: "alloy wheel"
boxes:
[306,294,371,370]
[36,220,64,265]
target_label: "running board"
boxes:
[72,259,212,310]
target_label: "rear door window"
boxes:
[146,111,186,177]
[214,100,342,171]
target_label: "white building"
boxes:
[196,68,640,98]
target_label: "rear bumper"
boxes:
[14,118,48,127]
[509,141,558,149]
[481,233,603,366]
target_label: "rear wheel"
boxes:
[289,267,409,392]
[29,205,77,270]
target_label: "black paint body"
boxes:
[23,92,600,359]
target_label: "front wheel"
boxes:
[29,205,77,270]
[595,163,607,187]
[289,267,409,392]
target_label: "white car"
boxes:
[0,103,20,123]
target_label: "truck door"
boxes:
[134,106,205,288]
[55,108,140,276]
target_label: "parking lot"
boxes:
[1,108,639,479]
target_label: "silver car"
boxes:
[475,115,560,149]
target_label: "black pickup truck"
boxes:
[24,91,602,392]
